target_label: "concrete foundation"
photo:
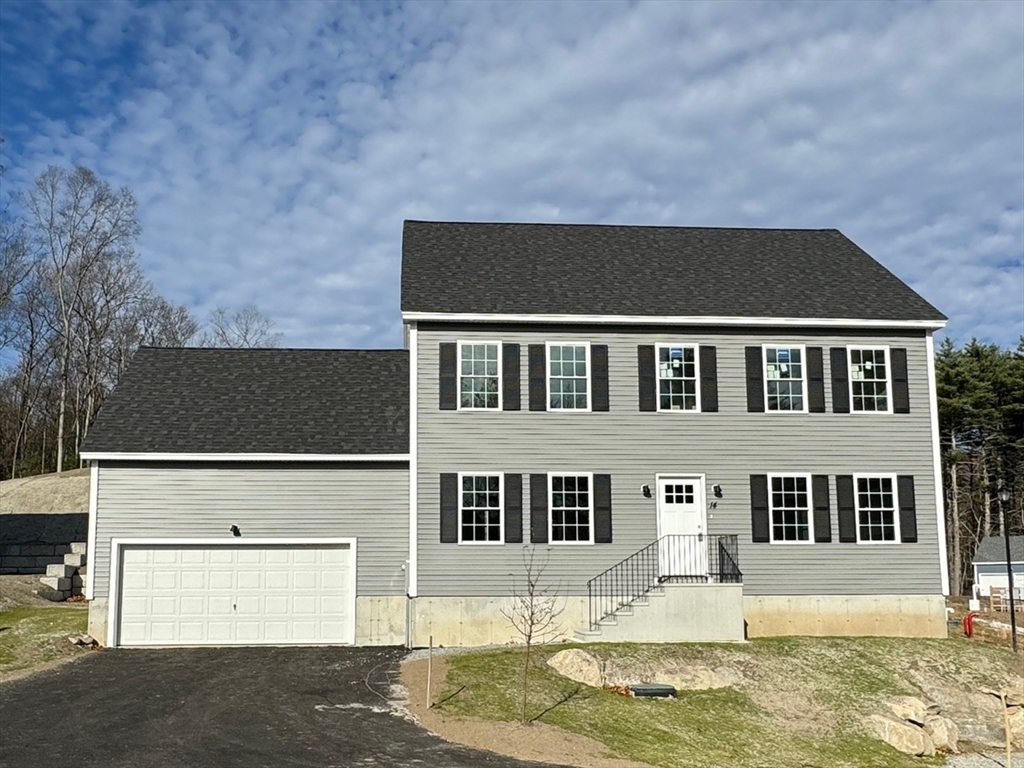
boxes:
[89,595,406,647]
[88,598,108,643]
[408,596,589,648]
[743,594,948,638]
[355,596,406,646]
[580,584,745,643]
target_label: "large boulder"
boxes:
[885,696,929,726]
[923,714,960,753]
[546,648,603,688]
[866,714,936,757]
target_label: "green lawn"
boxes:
[0,605,89,679]
[433,637,1019,768]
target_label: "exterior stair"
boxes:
[38,542,87,602]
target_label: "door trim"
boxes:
[108,536,358,648]
[654,473,707,540]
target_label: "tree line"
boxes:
[937,337,1024,594]
[1,164,281,480]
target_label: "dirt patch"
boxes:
[401,655,654,768]
[0,469,90,513]
[0,575,83,611]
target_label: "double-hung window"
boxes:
[849,347,891,413]
[855,475,898,542]
[769,475,811,542]
[657,344,699,412]
[547,342,590,411]
[764,345,806,412]
[549,474,593,543]
[459,473,503,543]
[459,341,501,410]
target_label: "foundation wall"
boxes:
[743,594,948,638]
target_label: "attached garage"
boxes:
[111,539,357,647]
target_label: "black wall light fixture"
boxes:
[230,525,241,537]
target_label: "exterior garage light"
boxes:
[230,525,241,537]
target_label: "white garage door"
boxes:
[116,543,354,646]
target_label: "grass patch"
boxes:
[0,605,88,679]
[433,637,1019,768]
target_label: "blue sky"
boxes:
[1,0,1022,349]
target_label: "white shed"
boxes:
[971,535,1023,599]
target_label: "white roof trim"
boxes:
[401,312,946,329]
[80,452,410,462]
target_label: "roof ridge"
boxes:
[136,346,408,353]
[404,219,839,233]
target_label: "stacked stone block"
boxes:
[38,542,87,602]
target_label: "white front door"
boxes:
[657,477,708,578]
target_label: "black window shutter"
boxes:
[750,475,769,542]
[503,343,521,411]
[807,347,825,413]
[830,348,850,413]
[745,347,765,412]
[440,473,459,543]
[593,474,612,543]
[891,348,910,413]
[811,475,832,542]
[591,344,609,412]
[897,475,917,543]
[637,345,656,411]
[504,473,523,543]
[439,343,458,410]
[699,346,719,412]
[836,475,856,542]
[528,345,547,411]
[530,474,548,543]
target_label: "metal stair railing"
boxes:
[585,534,742,631]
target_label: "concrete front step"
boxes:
[70,542,88,554]
[46,564,77,578]
[64,553,87,567]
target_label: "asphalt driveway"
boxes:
[0,646,565,768]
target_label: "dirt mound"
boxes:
[0,470,90,513]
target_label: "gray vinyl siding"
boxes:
[416,324,942,597]
[93,463,408,599]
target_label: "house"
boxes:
[971,535,1023,598]
[81,221,950,648]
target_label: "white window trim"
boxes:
[767,472,815,545]
[456,472,505,545]
[456,340,503,411]
[545,341,592,412]
[847,345,894,415]
[762,344,809,414]
[655,343,701,414]
[548,471,595,545]
[853,472,901,545]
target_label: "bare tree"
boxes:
[201,304,281,348]
[501,546,565,724]
[20,166,141,472]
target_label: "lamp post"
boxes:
[998,487,1018,652]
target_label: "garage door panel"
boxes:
[117,544,353,646]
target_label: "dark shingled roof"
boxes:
[401,221,946,322]
[973,536,1024,564]
[81,348,408,455]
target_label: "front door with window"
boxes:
[656,477,708,579]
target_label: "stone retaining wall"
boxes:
[0,513,89,574]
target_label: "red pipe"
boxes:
[963,611,979,638]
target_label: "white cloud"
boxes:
[1,0,1021,348]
